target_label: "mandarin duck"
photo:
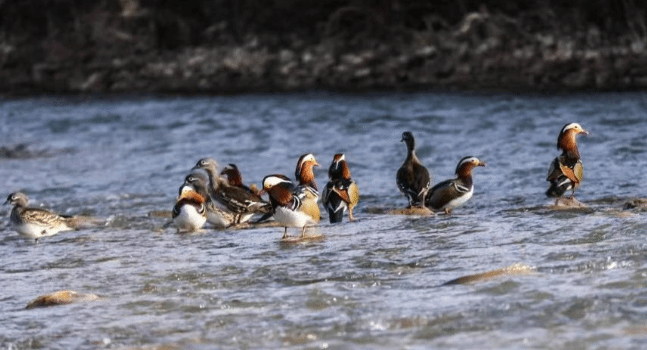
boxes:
[262,174,320,239]
[192,158,271,225]
[546,123,588,199]
[425,156,486,214]
[322,153,360,223]
[172,185,208,233]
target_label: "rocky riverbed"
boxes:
[2,2,647,95]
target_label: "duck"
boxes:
[4,192,78,242]
[396,131,432,208]
[192,158,271,225]
[294,153,321,222]
[262,174,320,239]
[172,185,207,233]
[295,153,321,199]
[546,123,588,199]
[181,172,238,229]
[425,156,486,214]
[220,163,262,197]
[322,153,360,223]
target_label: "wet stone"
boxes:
[26,290,100,309]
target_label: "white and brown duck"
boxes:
[192,158,271,225]
[294,153,321,200]
[181,172,238,229]
[425,156,486,214]
[322,153,360,223]
[4,192,78,242]
[172,184,208,233]
[261,174,320,239]
[546,123,588,200]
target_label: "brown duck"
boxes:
[546,123,588,198]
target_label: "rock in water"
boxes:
[26,290,99,309]
[553,197,588,208]
[443,263,534,285]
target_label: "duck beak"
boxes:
[3,199,9,205]
[478,161,487,167]
[580,129,589,135]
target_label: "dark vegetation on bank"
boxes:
[2,0,647,95]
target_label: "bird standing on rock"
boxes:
[294,153,321,201]
[322,153,360,223]
[293,153,321,227]
[546,123,588,201]
[396,131,431,208]
[221,163,262,197]
[192,157,271,225]
[262,174,320,239]
[425,156,486,214]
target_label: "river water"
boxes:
[1,92,647,349]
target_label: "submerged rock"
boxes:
[623,198,647,210]
[389,207,434,216]
[26,290,100,309]
[280,232,325,244]
[443,263,534,285]
[551,197,588,209]
[365,206,434,216]
[0,144,47,159]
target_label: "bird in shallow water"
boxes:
[295,153,321,199]
[546,123,588,201]
[4,192,78,242]
[192,158,271,225]
[396,131,432,208]
[425,156,486,214]
[221,163,262,197]
[172,184,207,233]
[322,153,360,223]
[181,171,238,229]
[294,153,321,222]
[262,174,320,239]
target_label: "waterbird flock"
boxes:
[4,122,588,242]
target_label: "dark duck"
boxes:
[396,131,431,208]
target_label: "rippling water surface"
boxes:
[1,92,647,349]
